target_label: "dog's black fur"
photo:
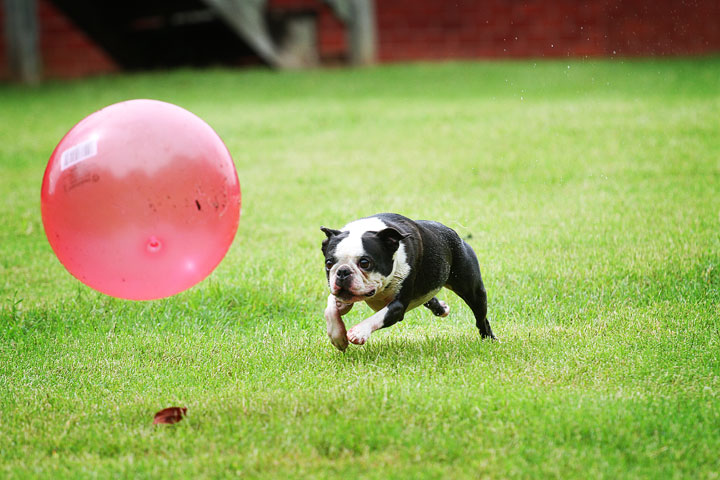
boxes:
[321,213,495,349]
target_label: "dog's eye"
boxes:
[325,260,334,271]
[358,257,372,270]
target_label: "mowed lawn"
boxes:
[1,59,719,478]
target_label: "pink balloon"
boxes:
[41,99,241,300]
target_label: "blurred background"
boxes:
[2,0,720,84]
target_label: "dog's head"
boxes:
[321,218,408,303]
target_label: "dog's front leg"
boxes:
[325,295,352,351]
[347,299,406,345]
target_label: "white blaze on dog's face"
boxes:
[321,217,408,304]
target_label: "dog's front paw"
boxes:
[329,332,349,351]
[347,324,371,345]
[327,324,349,351]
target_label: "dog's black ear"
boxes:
[320,226,342,239]
[321,226,342,255]
[375,227,409,253]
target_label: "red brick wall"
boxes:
[0,0,117,80]
[37,0,118,77]
[377,0,603,60]
[0,6,6,78]
[2,0,720,80]
[376,0,720,61]
[605,0,720,56]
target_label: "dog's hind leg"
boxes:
[456,281,495,340]
[446,240,496,340]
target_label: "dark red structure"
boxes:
[375,0,720,61]
[1,0,719,80]
[0,0,117,79]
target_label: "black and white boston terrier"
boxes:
[321,213,496,351]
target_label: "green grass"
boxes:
[1,58,719,478]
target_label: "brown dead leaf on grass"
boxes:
[153,407,187,425]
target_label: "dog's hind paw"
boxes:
[424,297,450,317]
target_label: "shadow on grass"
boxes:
[336,329,497,369]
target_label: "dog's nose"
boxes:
[336,266,352,280]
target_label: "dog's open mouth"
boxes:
[334,288,355,301]
[335,287,376,302]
